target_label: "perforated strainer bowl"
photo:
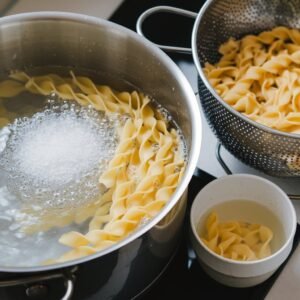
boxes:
[137,0,300,177]
[195,0,300,177]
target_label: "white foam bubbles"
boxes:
[0,98,119,209]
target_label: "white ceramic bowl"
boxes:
[190,174,297,288]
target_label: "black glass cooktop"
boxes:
[138,171,300,300]
[110,1,300,299]
[111,0,199,64]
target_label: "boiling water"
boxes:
[0,69,187,267]
[197,200,285,254]
[0,93,121,266]
[0,98,119,209]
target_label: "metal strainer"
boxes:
[137,0,300,177]
[195,0,300,177]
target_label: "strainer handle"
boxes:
[136,6,197,54]
[215,142,232,175]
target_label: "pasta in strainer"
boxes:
[204,26,300,134]
[0,71,186,263]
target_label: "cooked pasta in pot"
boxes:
[0,72,186,264]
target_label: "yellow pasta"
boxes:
[201,212,273,261]
[0,71,186,263]
[204,26,300,133]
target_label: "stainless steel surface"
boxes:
[0,11,201,299]
[140,1,300,177]
[215,142,232,176]
[4,0,123,19]
[0,0,14,15]
[193,0,300,177]
[62,278,74,300]
[0,268,76,299]
[136,6,197,54]
[0,270,73,287]
[26,284,48,299]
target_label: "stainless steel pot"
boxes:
[0,12,201,300]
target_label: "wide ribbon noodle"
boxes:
[201,212,273,261]
[204,26,300,134]
[0,71,185,263]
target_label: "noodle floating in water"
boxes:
[0,71,186,264]
[204,26,300,134]
[201,212,273,261]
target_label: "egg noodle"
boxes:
[201,212,273,261]
[0,71,185,263]
[204,26,300,133]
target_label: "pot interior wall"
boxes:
[0,16,193,150]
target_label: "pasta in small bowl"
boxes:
[190,174,296,287]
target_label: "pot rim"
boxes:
[0,11,201,273]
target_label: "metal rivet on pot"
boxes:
[25,284,48,299]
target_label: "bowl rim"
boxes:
[190,174,297,266]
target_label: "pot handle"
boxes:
[0,267,76,300]
[136,6,197,54]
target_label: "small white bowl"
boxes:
[190,174,297,288]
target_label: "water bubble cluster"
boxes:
[0,98,120,210]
